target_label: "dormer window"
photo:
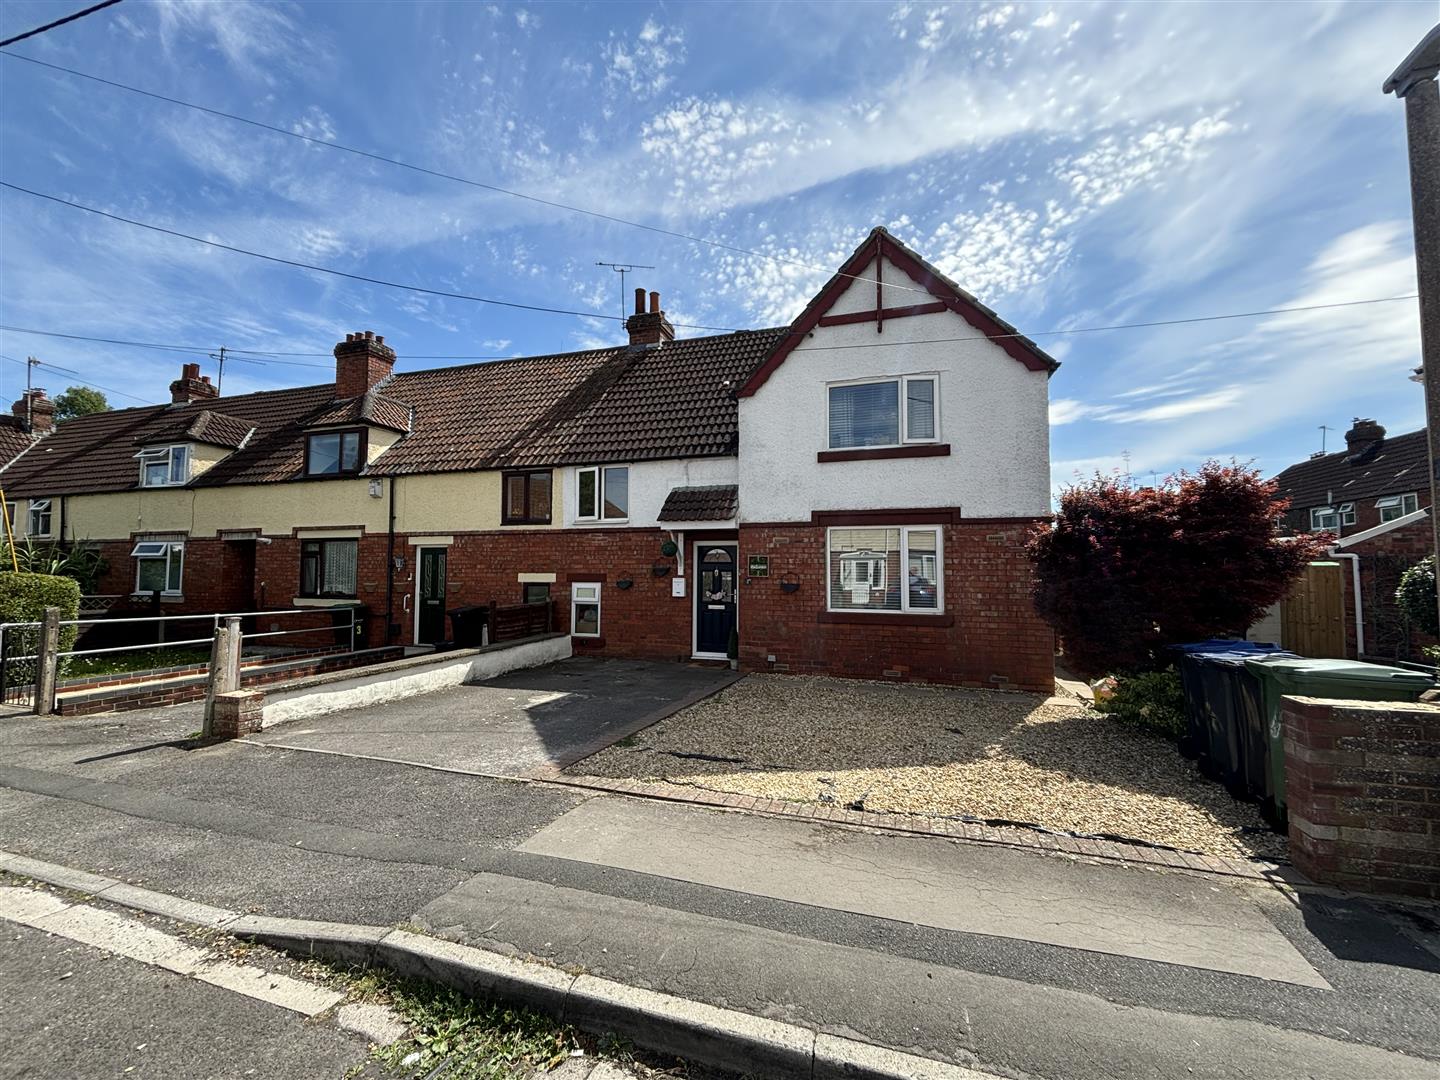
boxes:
[136,445,190,488]
[827,375,938,450]
[306,430,363,476]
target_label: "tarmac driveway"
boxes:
[246,656,738,779]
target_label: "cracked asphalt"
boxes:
[2,662,1440,1079]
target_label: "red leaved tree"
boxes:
[1028,461,1328,676]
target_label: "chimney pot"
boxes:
[649,291,660,314]
[333,329,397,399]
[170,362,219,404]
[634,287,646,315]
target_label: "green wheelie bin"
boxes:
[1244,657,1435,824]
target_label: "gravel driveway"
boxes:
[569,674,1283,860]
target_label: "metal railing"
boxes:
[1,605,363,714]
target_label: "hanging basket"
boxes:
[779,575,801,594]
[615,577,634,590]
[659,539,679,558]
[651,562,671,578]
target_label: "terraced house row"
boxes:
[0,229,1058,691]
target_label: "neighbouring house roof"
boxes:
[1272,427,1429,515]
[0,417,39,476]
[657,484,739,522]
[1,328,788,497]
[306,392,412,433]
[738,226,1058,398]
[134,409,256,450]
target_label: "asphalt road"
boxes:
[0,920,372,1080]
[3,662,1440,1079]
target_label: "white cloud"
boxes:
[1049,398,1090,425]
[604,19,686,98]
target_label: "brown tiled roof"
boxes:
[3,386,335,497]
[2,327,787,496]
[0,417,38,475]
[135,409,255,449]
[307,392,412,433]
[369,328,787,474]
[658,484,739,522]
[1272,427,1429,527]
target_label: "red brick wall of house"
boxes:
[1336,520,1438,664]
[735,520,1053,692]
[1283,695,1440,901]
[75,520,1053,690]
[1285,488,1433,536]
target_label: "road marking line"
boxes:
[196,960,343,1016]
[0,885,342,1017]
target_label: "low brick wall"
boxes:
[1283,694,1440,900]
[57,646,406,716]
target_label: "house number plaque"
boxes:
[746,555,770,577]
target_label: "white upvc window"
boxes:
[1376,493,1419,523]
[1310,504,1355,530]
[826,374,939,450]
[575,465,629,522]
[571,582,602,637]
[136,445,190,488]
[132,541,184,596]
[26,498,52,538]
[826,526,943,613]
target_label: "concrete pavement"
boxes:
[2,667,1439,1078]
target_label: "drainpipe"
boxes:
[385,476,397,643]
[1331,549,1366,658]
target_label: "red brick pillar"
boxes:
[1283,695,1440,900]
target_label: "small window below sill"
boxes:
[818,443,951,464]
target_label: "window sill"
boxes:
[501,520,553,527]
[817,444,950,463]
[817,610,954,627]
[130,592,185,604]
[292,597,361,607]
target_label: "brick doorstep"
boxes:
[552,772,1282,882]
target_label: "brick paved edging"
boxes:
[543,771,1288,882]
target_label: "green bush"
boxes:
[1397,556,1438,637]
[1094,668,1186,739]
[0,571,81,655]
[1,539,108,596]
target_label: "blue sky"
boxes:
[0,0,1434,491]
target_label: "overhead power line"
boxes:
[0,50,935,298]
[0,181,740,332]
[0,354,153,405]
[0,1,122,49]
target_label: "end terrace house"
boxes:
[2,228,1057,691]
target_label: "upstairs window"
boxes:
[136,445,190,488]
[1310,504,1355,531]
[299,539,358,599]
[502,470,553,525]
[306,430,363,476]
[1376,493,1419,523]
[132,541,184,596]
[827,375,938,450]
[576,465,629,522]
[26,498,52,537]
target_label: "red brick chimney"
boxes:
[334,331,397,398]
[170,362,219,404]
[11,388,54,434]
[1344,417,1386,458]
[625,288,675,347]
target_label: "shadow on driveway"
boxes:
[247,656,738,778]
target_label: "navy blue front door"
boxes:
[694,545,737,656]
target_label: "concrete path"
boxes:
[518,796,1326,985]
[3,690,1440,1078]
[249,657,737,777]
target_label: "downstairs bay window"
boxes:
[132,541,184,596]
[827,526,942,613]
[299,538,358,599]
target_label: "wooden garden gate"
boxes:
[1281,561,1347,658]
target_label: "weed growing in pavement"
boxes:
[334,965,581,1078]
